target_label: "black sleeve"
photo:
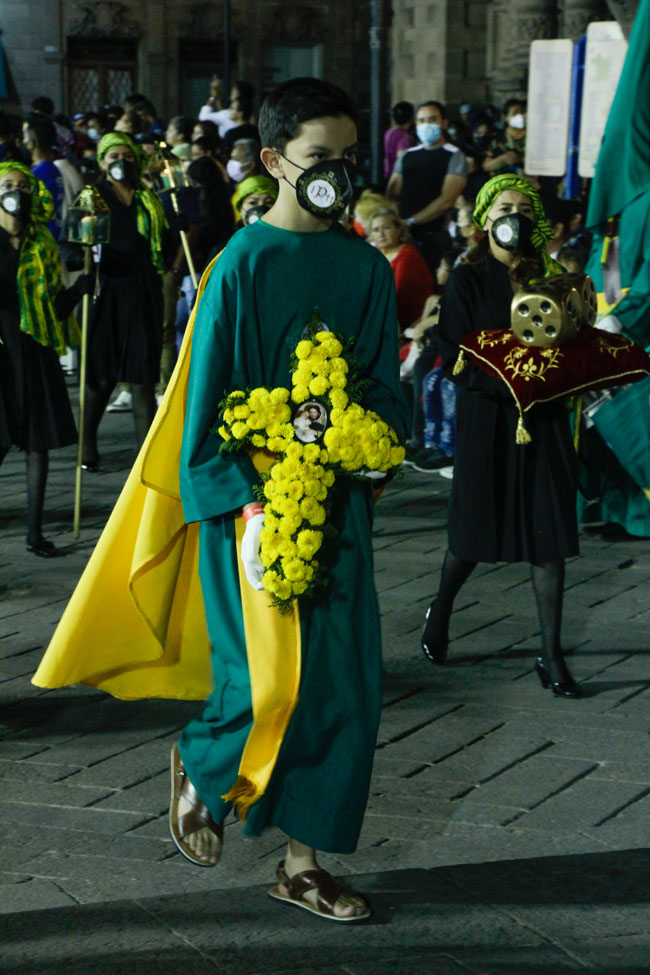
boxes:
[438,266,513,402]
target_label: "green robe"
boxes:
[178,219,409,853]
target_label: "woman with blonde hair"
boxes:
[369,207,434,329]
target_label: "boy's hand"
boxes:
[241,506,265,590]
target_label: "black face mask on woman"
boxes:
[107,158,138,185]
[0,189,31,221]
[278,153,354,220]
[490,212,534,252]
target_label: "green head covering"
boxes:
[0,161,79,354]
[97,131,142,171]
[96,131,167,273]
[232,175,278,219]
[473,174,563,276]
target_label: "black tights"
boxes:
[429,549,570,680]
[83,380,157,463]
[0,446,50,544]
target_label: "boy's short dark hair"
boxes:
[417,100,447,119]
[258,77,357,152]
[392,101,414,125]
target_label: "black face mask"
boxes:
[490,212,534,252]
[279,154,354,219]
[244,203,272,225]
[0,189,31,221]
[107,158,138,185]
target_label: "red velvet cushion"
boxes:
[458,328,650,414]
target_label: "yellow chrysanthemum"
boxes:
[330,389,349,410]
[295,340,313,360]
[217,425,231,441]
[302,443,321,462]
[284,442,303,459]
[270,387,290,404]
[291,385,310,404]
[233,404,250,420]
[281,558,308,582]
[296,529,323,559]
[231,421,249,439]
[323,428,342,449]
[251,434,266,447]
[329,371,347,389]
[300,498,326,525]
[308,375,329,397]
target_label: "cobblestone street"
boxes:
[1,401,649,974]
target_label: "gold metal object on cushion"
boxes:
[511,273,597,348]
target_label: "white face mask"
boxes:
[227,159,246,182]
[88,127,99,141]
[508,113,526,131]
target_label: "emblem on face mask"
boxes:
[280,153,354,220]
[490,213,534,252]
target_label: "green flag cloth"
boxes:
[586,0,650,229]
[0,39,8,99]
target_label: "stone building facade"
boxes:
[0,0,374,119]
[0,0,641,119]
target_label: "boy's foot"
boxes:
[169,743,223,867]
[268,859,371,922]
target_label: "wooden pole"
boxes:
[73,246,92,538]
[171,191,198,289]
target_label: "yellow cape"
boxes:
[32,261,219,700]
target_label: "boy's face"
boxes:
[267,115,357,187]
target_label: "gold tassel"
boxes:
[453,350,466,375]
[516,413,532,445]
[221,775,260,822]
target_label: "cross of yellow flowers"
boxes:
[217,325,405,611]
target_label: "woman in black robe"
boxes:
[76,132,166,469]
[421,175,582,697]
[0,163,90,555]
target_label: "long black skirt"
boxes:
[0,310,77,453]
[88,272,163,385]
[448,389,579,564]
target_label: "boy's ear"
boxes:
[260,146,284,179]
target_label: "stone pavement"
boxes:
[1,398,649,974]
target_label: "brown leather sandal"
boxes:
[267,859,371,922]
[169,742,223,867]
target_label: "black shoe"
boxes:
[421,600,449,665]
[26,536,59,558]
[401,444,421,469]
[81,452,100,472]
[412,448,454,473]
[534,658,583,698]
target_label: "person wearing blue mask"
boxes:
[387,100,468,272]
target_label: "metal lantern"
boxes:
[511,273,597,349]
[150,143,190,194]
[67,185,111,246]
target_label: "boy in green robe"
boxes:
[171,77,408,921]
